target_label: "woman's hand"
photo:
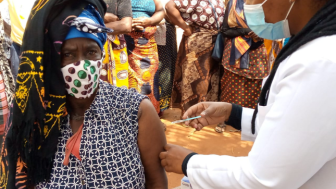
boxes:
[133,17,152,28]
[183,25,193,36]
[248,31,263,41]
[183,102,232,131]
[160,144,194,174]
[104,13,119,23]
[132,25,145,31]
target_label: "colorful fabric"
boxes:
[64,5,111,50]
[226,0,254,68]
[36,81,147,188]
[221,39,268,108]
[264,39,283,69]
[125,27,160,113]
[156,22,177,112]
[0,73,8,135]
[172,27,220,113]
[112,35,129,87]
[222,40,269,79]
[174,0,225,30]
[101,40,114,83]
[220,67,262,109]
[101,35,129,88]
[131,0,156,18]
[3,0,108,186]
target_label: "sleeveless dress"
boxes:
[36,80,147,188]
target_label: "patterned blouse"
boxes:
[174,0,225,30]
[36,80,147,188]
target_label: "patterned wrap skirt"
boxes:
[221,39,269,109]
[125,26,160,113]
[100,34,129,88]
[172,27,220,114]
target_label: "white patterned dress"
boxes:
[36,80,146,188]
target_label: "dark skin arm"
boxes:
[132,0,165,31]
[104,13,132,35]
[137,99,168,189]
[165,0,192,36]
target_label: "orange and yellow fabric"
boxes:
[100,34,129,88]
[264,39,283,69]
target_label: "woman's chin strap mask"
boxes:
[244,0,295,40]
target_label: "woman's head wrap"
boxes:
[2,0,111,187]
[65,5,109,50]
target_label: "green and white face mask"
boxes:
[61,59,102,99]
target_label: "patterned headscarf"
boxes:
[3,0,109,187]
[65,5,110,50]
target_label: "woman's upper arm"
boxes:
[117,0,133,19]
[153,0,164,13]
[137,99,168,189]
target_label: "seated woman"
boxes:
[0,1,167,188]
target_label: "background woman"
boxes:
[101,0,132,88]
[1,0,167,188]
[166,0,225,114]
[125,0,164,114]
[216,0,268,132]
[155,0,178,114]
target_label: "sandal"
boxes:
[215,123,225,133]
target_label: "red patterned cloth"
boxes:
[222,40,269,80]
[220,71,262,109]
[0,73,8,135]
[174,0,225,30]
[220,39,269,108]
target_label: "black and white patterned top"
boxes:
[36,80,147,188]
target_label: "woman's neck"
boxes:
[66,89,98,116]
[289,1,327,35]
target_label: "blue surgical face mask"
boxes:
[244,0,295,40]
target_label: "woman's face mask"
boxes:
[61,59,102,99]
[244,0,295,40]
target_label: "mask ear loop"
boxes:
[285,1,295,19]
[261,0,268,5]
